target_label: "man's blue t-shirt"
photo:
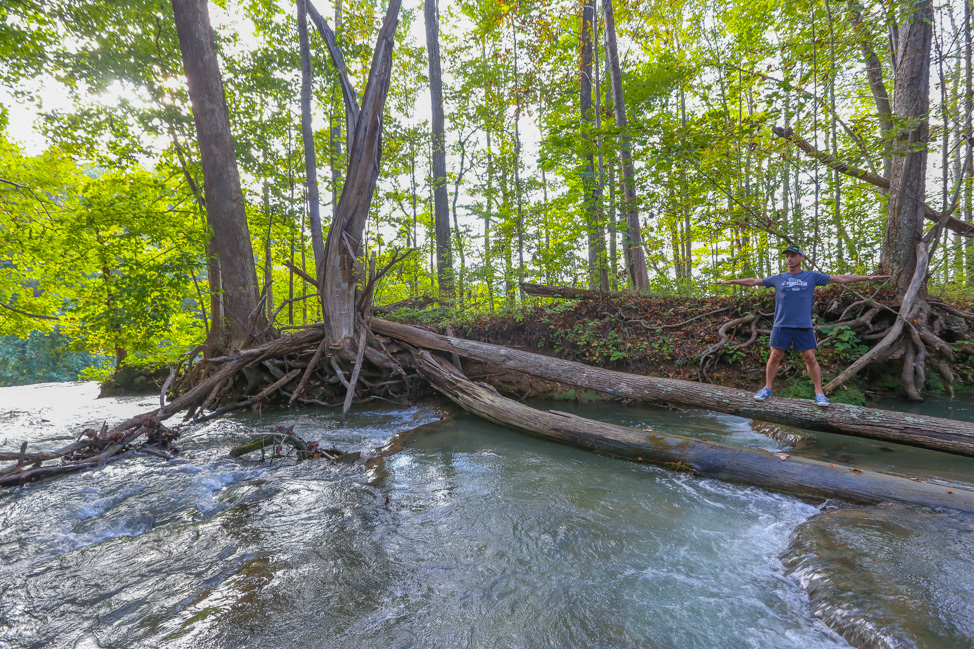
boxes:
[762,271,830,328]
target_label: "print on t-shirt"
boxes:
[761,270,829,328]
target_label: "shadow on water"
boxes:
[0,384,971,648]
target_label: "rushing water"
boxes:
[1,383,972,648]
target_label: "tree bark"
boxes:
[297,0,326,279]
[424,0,454,298]
[848,1,894,177]
[580,0,608,291]
[880,0,933,295]
[307,0,402,344]
[372,318,974,457]
[413,351,974,513]
[603,0,649,290]
[172,0,265,347]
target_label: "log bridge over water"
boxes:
[373,318,974,514]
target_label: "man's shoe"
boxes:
[754,387,772,401]
[815,393,830,407]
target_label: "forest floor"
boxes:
[385,286,974,406]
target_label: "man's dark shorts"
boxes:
[770,327,817,351]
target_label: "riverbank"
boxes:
[384,288,974,406]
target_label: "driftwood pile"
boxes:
[0,415,178,487]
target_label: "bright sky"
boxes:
[1,0,465,157]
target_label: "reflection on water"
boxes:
[0,383,972,648]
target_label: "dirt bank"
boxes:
[389,288,974,405]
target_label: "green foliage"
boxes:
[0,134,205,370]
[0,328,110,386]
[819,325,868,363]
[0,0,969,388]
[552,320,651,364]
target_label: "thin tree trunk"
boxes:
[330,0,343,215]
[451,135,471,302]
[410,136,419,295]
[424,0,453,298]
[297,0,326,280]
[263,181,274,321]
[595,13,614,290]
[966,0,974,284]
[485,127,496,310]
[512,19,525,291]
[580,0,608,291]
[603,0,649,290]
[849,1,894,177]
[679,85,692,283]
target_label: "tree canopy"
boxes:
[1,0,971,379]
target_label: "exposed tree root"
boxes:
[698,313,763,381]
[2,314,412,487]
[823,245,957,400]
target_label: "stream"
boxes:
[1,382,972,648]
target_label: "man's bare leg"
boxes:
[765,347,786,390]
[802,349,823,394]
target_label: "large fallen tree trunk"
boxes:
[520,282,636,300]
[412,350,974,513]
[372,318,974,457]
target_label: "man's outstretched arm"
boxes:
[828,274,891,284]
[716,278,765,287]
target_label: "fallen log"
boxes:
[520,282,636,300]
[412,350,974,513]
[372,295,437,312]
[372,318,974,457]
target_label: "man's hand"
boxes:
[867,275,892,281]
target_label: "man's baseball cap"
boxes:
[781,244,805,256]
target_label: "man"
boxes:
[717,244,889,407]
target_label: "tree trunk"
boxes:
[580,0,608,291]
[330,0,344,216]
[424,0,454,299]
[880,0,933,296]
[413,351,974,513]
[372,319,974,457]
[848,1,894,178]
[297,0,326,277]
[307,0,402,344]
[172,0,265,348]
[603,0,649,290]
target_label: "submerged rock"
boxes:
[783,504,974,649]
[750,420,809,449]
